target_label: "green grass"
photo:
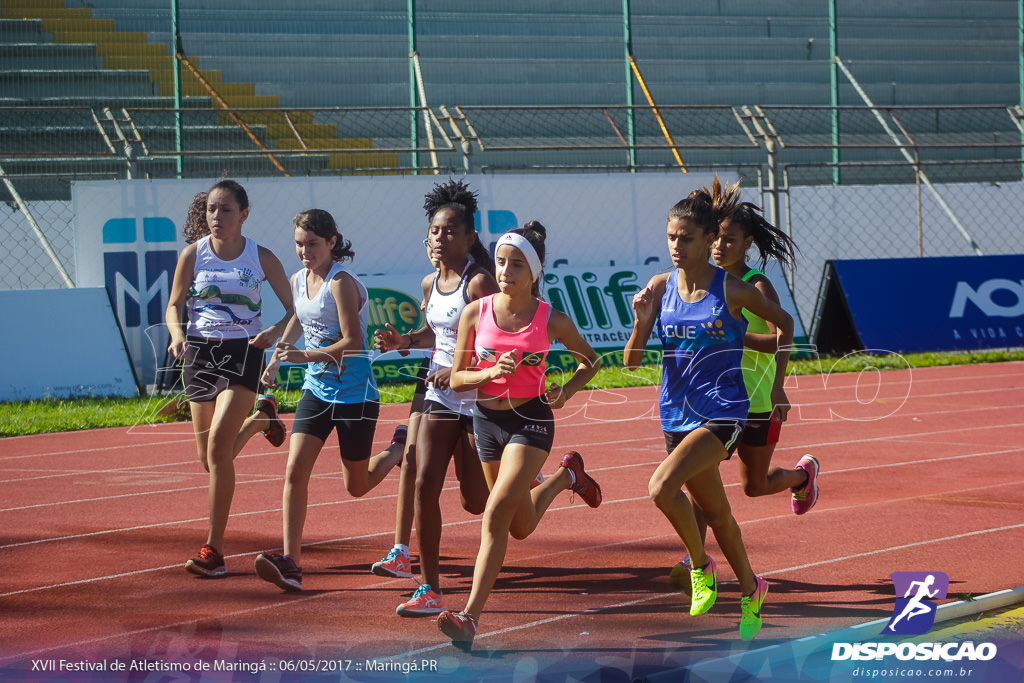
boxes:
[2,348,1021,437]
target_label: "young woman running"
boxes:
[181,190,286,449]
[252,209,404,592]
[435,221,602,648]
[670,200,820,592]
[166,180,293,577]
[624,179,794,641]
[371,240,441,582]
[712,203,818,511]
[373,180,499,616]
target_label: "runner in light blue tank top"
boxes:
[254,209,404,593]
[625,177,795,641]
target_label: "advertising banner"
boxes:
[72,174,805,385]
[818,255,1024,353]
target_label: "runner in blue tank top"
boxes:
[624,177,794,641]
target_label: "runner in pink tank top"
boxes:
[434,221,602,649]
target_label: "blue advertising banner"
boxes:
[823,255,1024,353]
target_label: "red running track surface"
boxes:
[1,362,1022,681]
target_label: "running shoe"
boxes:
[531,471,545,489]
[255,394,286,448]
[791,454,820,515]
[185,544,226,577]
[390,423,408,446]
[397,584,446,617]
[739,575,769,641]
[689,556,717,616]
[254,552,303,592]
[372,547,413,579]
[669,555,692,595]
[436,609,477,648]
[558,451,602,508]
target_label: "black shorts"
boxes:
[664,418,745,459]
[473,396,555,462]
[292,390,379,461]
[183,335,264,402]
[409,357,430,414]
[422,399,474,431]
[740,410,782,447]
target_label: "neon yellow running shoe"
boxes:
[739,575,769,640]
[689,556,717,616]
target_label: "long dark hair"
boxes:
[294,208,354,262]
[723,202,797,271]
[423,178,493,272]
[183,191,208,244]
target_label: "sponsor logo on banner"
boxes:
[365,287,423,341]
[102,217,178,331]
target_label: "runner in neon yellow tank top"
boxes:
[711,201,819,513]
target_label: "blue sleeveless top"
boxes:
[656,267,749,433]
[293,262,379,404]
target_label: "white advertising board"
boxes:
[72,173,805,385]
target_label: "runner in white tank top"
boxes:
[371,180,499,617]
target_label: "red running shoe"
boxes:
[255,394,286,448]
[437,610,477,648]
[558,451,602,508]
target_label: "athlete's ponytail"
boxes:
[723,202,797,271]
[669,175,740,234]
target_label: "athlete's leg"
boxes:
[462,444,549,620]
[648,428,727,570]
[685,461,758,595]
[453,430,488,514]
[204,386,256,552]
[281,432,325,566]
[414,412,462,590]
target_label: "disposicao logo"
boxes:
[883,571,948,635]
[830,570,998,664]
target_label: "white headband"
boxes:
[495,231,542,281]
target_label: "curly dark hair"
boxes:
[183,191,209,244]
[423,178,493,271]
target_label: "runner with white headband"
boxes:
[435,220,603,648]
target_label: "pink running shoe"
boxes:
[558,451,602,508]
[791,454,820,515]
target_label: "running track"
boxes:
[2,362,1023,681]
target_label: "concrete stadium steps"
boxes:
[0,4,394,175]
[0,42,102,69]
